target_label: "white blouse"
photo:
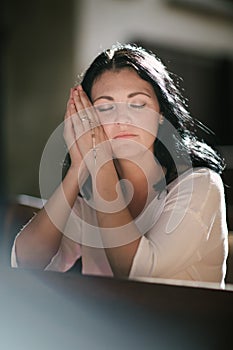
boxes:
[11,168,229,283]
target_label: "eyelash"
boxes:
[95,103,146,112]
[129,103,146,109]
[95,105,114,112]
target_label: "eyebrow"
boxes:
[128,92,152,98]
[92,91,152,103]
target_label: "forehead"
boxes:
[91,68,155,98]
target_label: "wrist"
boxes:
[92,161,122,202]
[67,161,88,186]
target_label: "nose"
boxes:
[115,103,132,124]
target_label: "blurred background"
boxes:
[0,0,233,228]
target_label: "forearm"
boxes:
[93,162,141,277]
[15,165,84,269]
[97,210,141,277]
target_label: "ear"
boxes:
[159,113,164,125]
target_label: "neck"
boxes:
[114,153,165,218]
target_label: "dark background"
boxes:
[0,0,233,228]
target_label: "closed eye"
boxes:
[128,103,146,109]
[95,104,115,112]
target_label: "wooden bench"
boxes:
[226,232,233,284]
[1,195,233,284]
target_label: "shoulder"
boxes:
[166,167,225,213]
[187,167,224,197]
[168,167,223,194]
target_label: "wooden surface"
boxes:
[0,267,233,350]
[1,196,233,349]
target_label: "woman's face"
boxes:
[91,68,162,153]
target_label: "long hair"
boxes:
[63,43,225,185]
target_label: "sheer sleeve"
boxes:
[11,197,83,272]
[129,168,228,280]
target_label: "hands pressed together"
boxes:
[62,86,141,277]
[63,85,112,177]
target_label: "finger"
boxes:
[64,90,78,148]
[66,92,82,132]
[73,87,85,112]
[76,88,109,145]
[77,116,91,134]
[65,105,74,124]
[66,88,74,111]
[64,114,75,151]
[79,88,100,127]
[68,98,90,138]
[71,90,91,134]
[75,86,100,127]
[76,85,92,108]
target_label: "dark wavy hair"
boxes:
[63,43,225,186]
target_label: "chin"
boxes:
[111,138,150,159]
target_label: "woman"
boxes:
[12,43,228,283]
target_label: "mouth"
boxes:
[113,133,137,139]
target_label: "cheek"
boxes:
[142,130,156,145]
[131,109,160,136]
[137,118,159,141]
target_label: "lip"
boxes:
[113,133,137,139]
